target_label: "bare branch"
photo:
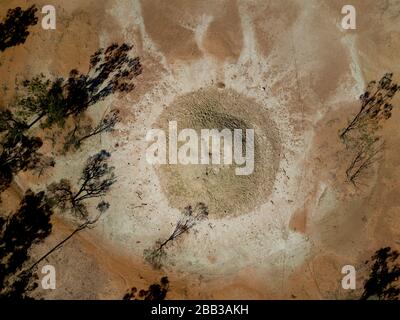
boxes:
[144,203,208,269]
[48,150,116,220]
[63,110,120,152]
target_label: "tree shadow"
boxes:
[361,247,400,300]
[123,277,169,301]
[0,6,38,52]
[0,190,53,298]
[18,43,142,129]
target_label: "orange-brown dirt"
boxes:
[1,0,400,299]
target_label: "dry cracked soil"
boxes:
[1,0,400,299]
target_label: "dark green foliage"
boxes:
[18,75,65,128]
[18,43,142,129]
[0,109,29,141]
[0,134,42,173]
[341,73,399,141]
[0,112,43,193]
[0,6,38,52]
[0,190,53,299]
[340,74,399,186]
[123,277,169,301]
[361,247,400,300]
[0,42,133,299]
[0,43,139,192]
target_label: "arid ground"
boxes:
[1,0,400,299]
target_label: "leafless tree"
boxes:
[24,209,105,274]
[32,155,55,177]
[144,203,208,269]
[64,110,120,152]
[48,150,116,219]
[346,135,385,187]
[9,201,110,298]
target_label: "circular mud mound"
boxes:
[155,87,281,218]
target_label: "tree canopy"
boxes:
[18,43,142,129]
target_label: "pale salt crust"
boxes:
[47,0,352,288]
[29,0,364,291]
